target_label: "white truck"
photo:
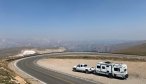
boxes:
[95,61,128,79]
[73,64,95,73]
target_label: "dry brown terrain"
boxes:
[113,43,146,56]
[37,59,146,84]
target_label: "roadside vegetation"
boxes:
[0,59,16,84]
[0,57,26,84]
[0,56,31,84]
[0,47,39,84]
[0,51,32,84]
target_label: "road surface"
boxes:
[16,53,100,84]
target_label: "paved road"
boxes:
[17,53,100,84]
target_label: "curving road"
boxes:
[16,53,100,84]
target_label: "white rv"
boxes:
[95,61,128,79]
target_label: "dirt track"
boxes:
[37,58,146,84]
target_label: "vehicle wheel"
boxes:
[108,73,112,78]
[93,70,96,74]
[73,68,76,71]
[123,74,128,80]
[125,74,128,78]
[85,70,89,74]
[114,74,116,78]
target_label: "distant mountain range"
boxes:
[0,38,146,57]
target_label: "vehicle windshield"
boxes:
[84,65,87,67]
[120,68,127,73]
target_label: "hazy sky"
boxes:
[0,0,146,40]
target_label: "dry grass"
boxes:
[0,60,16,84]
[0,56,32,84]
[113,43,146,56]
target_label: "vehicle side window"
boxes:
[102,66,105,69]
[84,65,87,67]
[97,66,100,68]
[81,65,82,67]
[114,68,120,72]
[77,65,80,67]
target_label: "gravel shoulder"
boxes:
[37,58,146,84]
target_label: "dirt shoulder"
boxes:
[37,58,146,84]
[0,59,27,84]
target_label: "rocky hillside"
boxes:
[112,43,146,56]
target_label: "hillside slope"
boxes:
[0,47,34,58]
[112,43,146,56]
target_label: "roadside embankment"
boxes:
[0,59,28,84]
